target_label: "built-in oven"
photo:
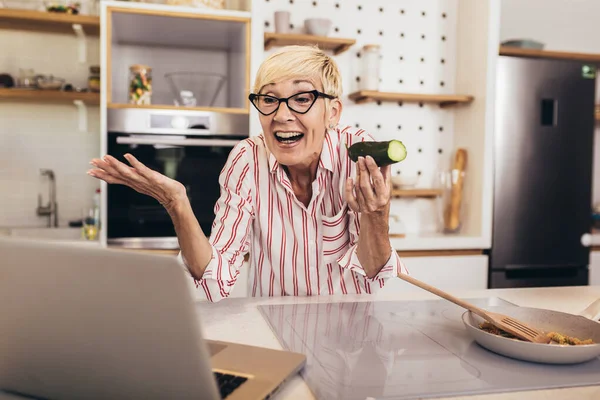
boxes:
[105,108,248,249]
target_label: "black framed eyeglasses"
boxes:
[248,90,336,116]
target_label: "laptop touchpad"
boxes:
[207,342,227,357]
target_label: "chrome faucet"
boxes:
[36,168,58,228]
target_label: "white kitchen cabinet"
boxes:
[379,255,489,294]
[590,251,600,285]
[192,256,488,301]
[223,255,490,299]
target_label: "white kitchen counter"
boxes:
[197,285,600,400]
[390,232,489,251]
[0,286,597,400]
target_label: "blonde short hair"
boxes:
[252,45,342,98]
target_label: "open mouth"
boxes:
[274,131,304,144]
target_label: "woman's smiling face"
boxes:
[257,78,341,171]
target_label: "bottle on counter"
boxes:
[129,64,152,105]
[83,188,101,241]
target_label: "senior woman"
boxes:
[88,45,407,302]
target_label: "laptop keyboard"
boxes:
[214,371,248,398]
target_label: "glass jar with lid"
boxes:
[88,65,100,93]
[359,44,381,91]
[128,64,152,105]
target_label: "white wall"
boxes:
[500,0,600,54]
[500,0,600,207]
[0,28,101,227]
[258,0,461,237]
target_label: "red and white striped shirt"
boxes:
[179,125,407,302]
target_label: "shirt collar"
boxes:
[268,150,279,173]
[318,128,335,173]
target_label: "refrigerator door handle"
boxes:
[505,263,584,271]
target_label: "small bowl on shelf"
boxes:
[391,174,419,189]
[35,75,65,90]
[304,18,332,36]
[501,39,545,50]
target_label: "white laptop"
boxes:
[0,237,305,400]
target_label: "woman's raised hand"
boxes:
[88,153,187,210]
[345,155,391,214]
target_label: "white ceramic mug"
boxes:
[274,11,291,33]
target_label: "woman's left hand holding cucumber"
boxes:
[345,155,391,215]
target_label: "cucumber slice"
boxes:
[387,140,407,163]
[347,140,407,166]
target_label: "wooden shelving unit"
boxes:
[0,89,99,105]
[264,33,355,55]
[107,103,249,115]
[348,91,474,107]
[499,46,600,63]
[391,189,443,198]
[0,8,100,35]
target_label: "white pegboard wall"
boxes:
[258,0,461,234]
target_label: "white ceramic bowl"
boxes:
[391,174,419,189]
[304,18,332,36]
[462,306,600,364]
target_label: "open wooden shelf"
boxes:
[499,46,600,63]
[264,32,355,55]
[0,89,99,105]
[107,103,249,115]
[348,91,474,107]
[391,189,443,198]
[0,8,100,35]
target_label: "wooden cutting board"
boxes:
[444,148,467,232]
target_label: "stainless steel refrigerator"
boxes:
[489,55,596,288]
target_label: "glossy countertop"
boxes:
[0,285,598,400]
[196,285,600,400]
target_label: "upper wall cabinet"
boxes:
[103,2,251,114]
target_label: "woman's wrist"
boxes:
[164,189,191,219]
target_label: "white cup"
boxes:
[274,11,291,33]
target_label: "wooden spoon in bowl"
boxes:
[397,272,551,344]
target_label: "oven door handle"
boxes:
[116,136,241,147]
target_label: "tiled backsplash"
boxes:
[0,30,101,227]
